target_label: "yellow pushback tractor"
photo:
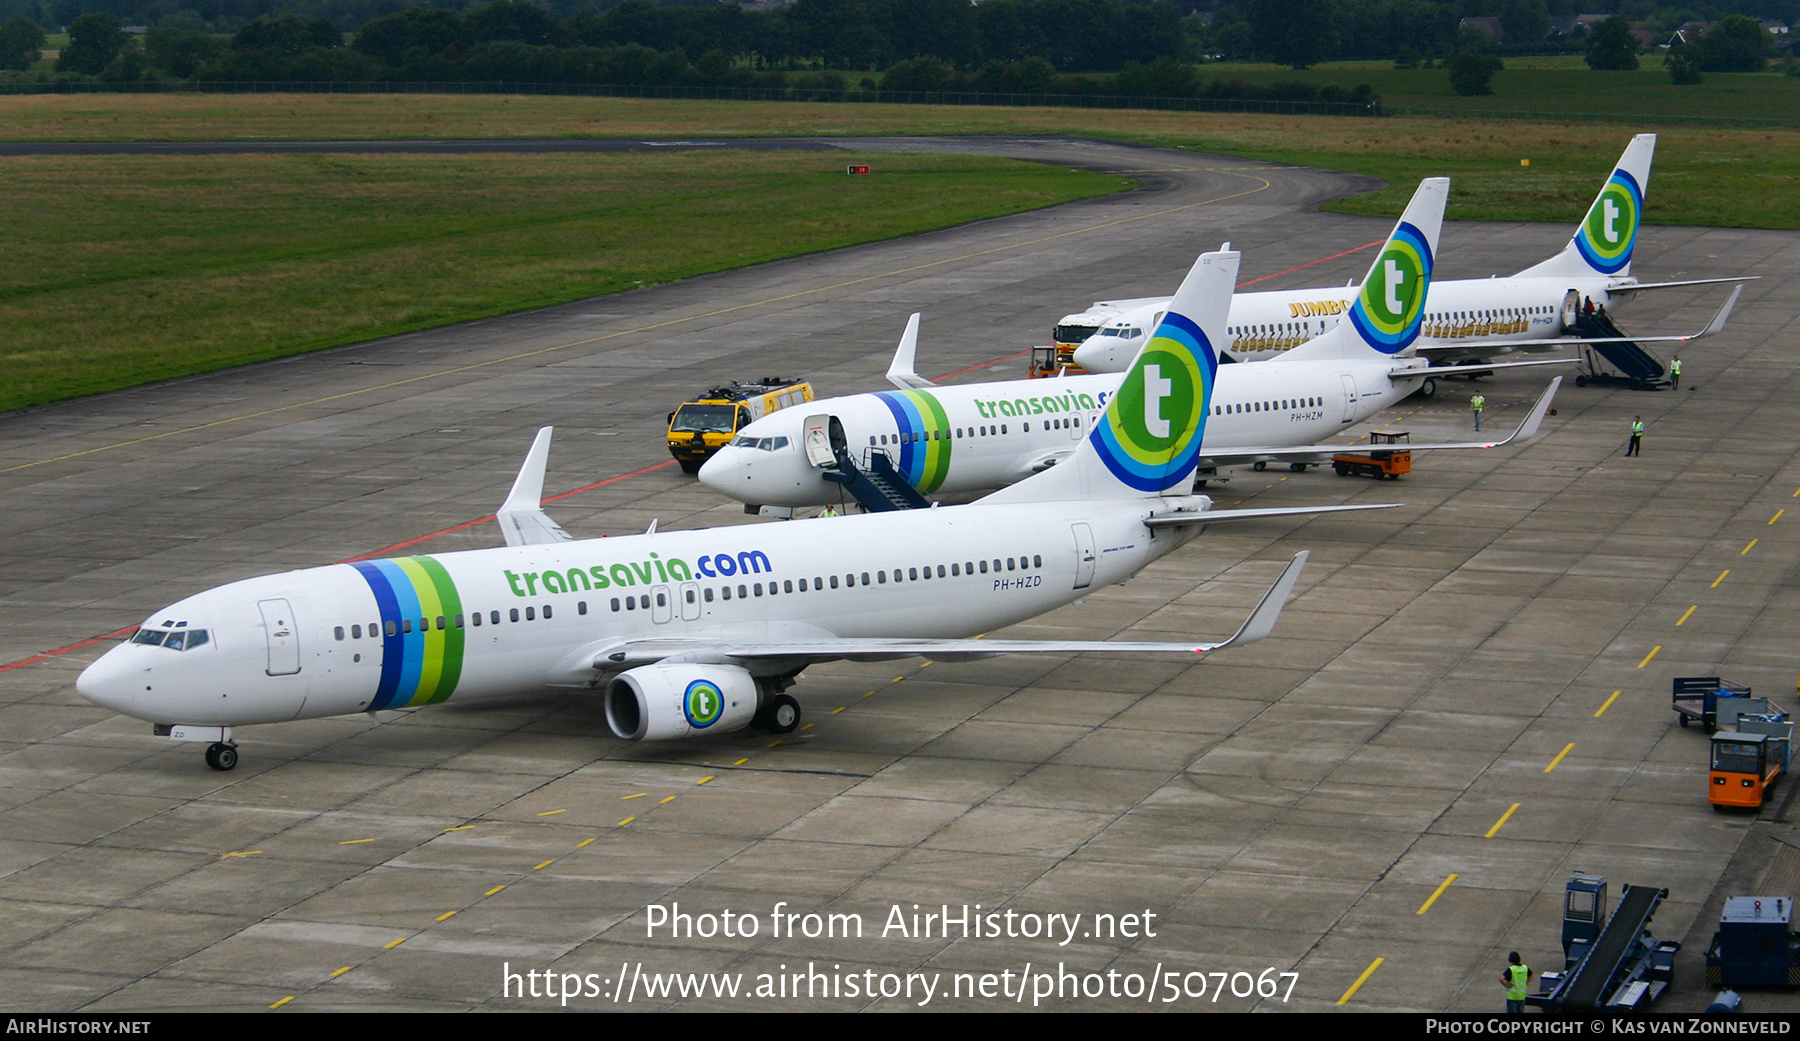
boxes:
[667,377,813,474]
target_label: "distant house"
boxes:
[1459,16,1504,43]
[1570,13,1611,34]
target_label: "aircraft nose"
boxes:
[76,646,140,715]
[1071,338,1115,372]
[696,449,744,495]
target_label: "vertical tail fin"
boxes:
[1283,177,1448,362]
[981,246,1237,504]
[1515,133,1654,280]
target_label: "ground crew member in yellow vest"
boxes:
[1471,392,1485,432]
[1671,355,1683,390]
[1501,952,1532,1012]
[820,504,838,518]
[1627,415,1644,457]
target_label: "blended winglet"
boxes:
[1203,550,1309,651]
[496,427,572,547]
[884,313,935,390]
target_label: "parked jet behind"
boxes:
[1067,134,1743,377]
[76,247,1396,771]
[700,179,1568,510]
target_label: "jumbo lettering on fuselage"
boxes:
[975,390,1103,419]
[501,549,776,597]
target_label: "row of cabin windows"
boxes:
[872,417,1093,447]
[1426,306,1551,322]
[615,554,1047,610]
[1216,397,1321,416]
[332,554,1054,636]
[334,602,568,641]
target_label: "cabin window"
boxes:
[402,619,413,634]
[544,605,553,619]
[684,589,695,603]
[471,614,481,627]
[1033,555,1042,568]
[952,564,960,576]
[859,573,869,586]
[979,561,988,574]
[578,601,588,615]
[908,568,918,581]
[352,624,362,638]
[525,607,535,621]
[454,614,464,628]
[704,588,714,602]
[738,585,747,599]
[721,586,732,600]
[653,594,663,609]
[878,571,887,584]
[435,616,445,631]
[334,626,345,641]
[385,621,398,636]
[510,609,520,623]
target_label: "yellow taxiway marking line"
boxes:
[533,861,554,870]
[338,838,374,845]
[1774,509,1787,525]
[1337,958,1385,1005]
[659,796,677,805]
[733,758,749,765]
[484,885,507,896]
[862,691,875,698]
[1596,691,1621,717]
[1743,538,1759,555]
[768,740,783,747]
[698,776,713,784]
[220,850,261,858]
[330,967,351,978]
[1713,570,1731,588]
[1417,874,1458,915]
[1638,646,1662,669]
[800,723,815,731]
[576,838,596,849]
[617,817,636,826]
[832,707,847,714]
[1677,605,1697,626]
[1,178,1276,477]
[383,937,406,949]
[536,809,566,816]
[1486,803,1521,838]
[1545,743,1575,773]
[270,996,295,1010]
[445,825,476,832]
[622,792,646,800]
[436,911,457,922]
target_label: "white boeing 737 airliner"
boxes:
[76,245,1400,771]
[702,179,1577,510]
[1066,134,1744,376]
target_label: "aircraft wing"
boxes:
[495,427,573,547]
[1389,358,1577,378]
[1195,379,1560,467]
[585,552,1311,668]
[1606,275,1758,296]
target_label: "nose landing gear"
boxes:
[204,742,239,771]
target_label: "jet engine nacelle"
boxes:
[604,663,759,741]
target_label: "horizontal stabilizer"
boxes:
[496,427,572,547]
[884,313,935,391]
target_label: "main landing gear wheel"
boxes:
[1417,377,1437,401]
[1252,461,1267,472]
[754,694,801,734]
[204,742,238,771]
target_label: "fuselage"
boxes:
[77,500,1196,728]
[700,353,1420,507]
[1069,275,1620,371]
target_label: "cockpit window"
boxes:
[725,436,790,451]
[131,627,209,651]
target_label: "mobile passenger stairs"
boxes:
[823,448,931,513]
[1572,310,1672,391]
[1529,873,1679,1012]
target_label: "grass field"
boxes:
[3,92,1791,412]
[2,94,1791,229]
[1187,60,1800,122]
[0,150,1123,412]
